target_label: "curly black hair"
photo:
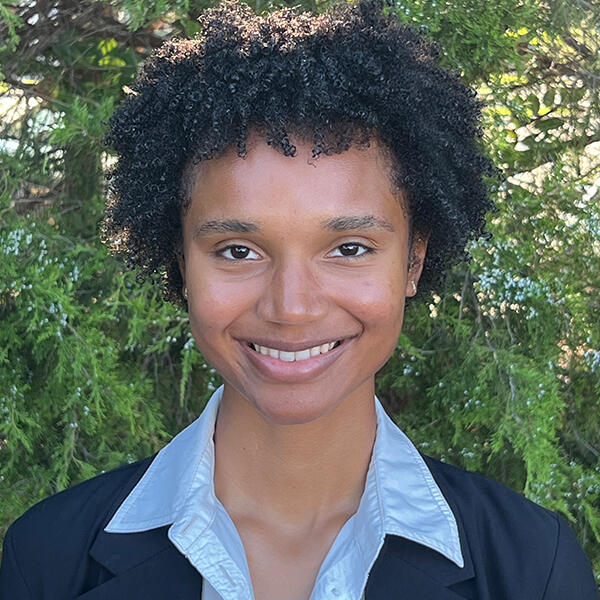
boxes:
[101,0,496,308]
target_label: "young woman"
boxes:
[1,1,597,599]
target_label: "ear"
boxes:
[405,231,429,298]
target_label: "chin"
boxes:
[251,392,338,426]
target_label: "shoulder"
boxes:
[423,456,599,599]
[1,456,155,598]
[423,455,558,532]
[2,456,154,580]
[8,456,154,543]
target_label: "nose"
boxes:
[256,258,328,325]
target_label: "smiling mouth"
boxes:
[248,340,342,362]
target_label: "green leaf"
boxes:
[527,93,540,115]
[543,89,555,107]
[536,118,565,132]
[98,38,118,55]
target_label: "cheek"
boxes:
[187,269,260,339]
[348,274,406,371]
[187,285,245,372]
[342,270,406,327]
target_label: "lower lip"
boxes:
[240,339,349,383]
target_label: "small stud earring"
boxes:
[411,281,417,295]
[183,287,188,300]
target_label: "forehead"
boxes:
[183,131,406,221]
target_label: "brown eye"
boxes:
[328,243,373,259]
[231,246,250,259]
[218,245,260,260]
[339,243,360,256]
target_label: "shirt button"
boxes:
[331,588,340,597]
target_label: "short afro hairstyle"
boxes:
[101,0,496,308]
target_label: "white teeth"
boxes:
[250,341,340,362]
[295,349,311,361]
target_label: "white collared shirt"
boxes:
[106,385,464,600]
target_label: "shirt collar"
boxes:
[369,398,463,566]
[105,385,464,570]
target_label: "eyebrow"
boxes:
[192,219,259,240]
[191,214,395,239]
[321,215,395,233]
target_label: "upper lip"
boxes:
[241,337,351,353]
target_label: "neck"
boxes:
[213,381,377,531]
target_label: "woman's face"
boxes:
[180,133,427,425]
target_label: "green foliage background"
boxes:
[1,0,599,585]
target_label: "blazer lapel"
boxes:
[365,534,475,600]
[76,526,203,599]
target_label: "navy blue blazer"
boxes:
[1,454,598,599]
